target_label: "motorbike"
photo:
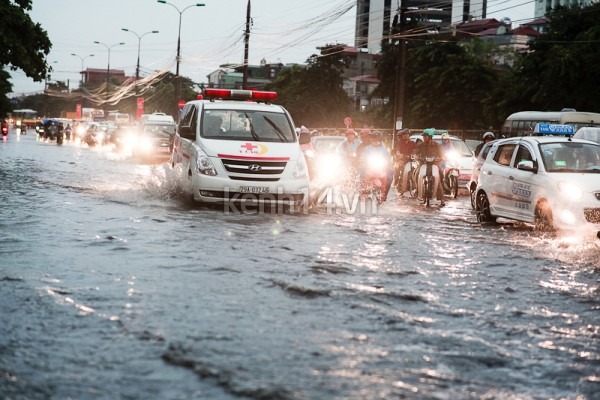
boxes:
[415,156,441,207]
[395,153,417,198]
[441,152,460,199]
[64,126,72,141]
[360,153,390,204]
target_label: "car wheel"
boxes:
[476,191,496,223]
[534,202,554,232]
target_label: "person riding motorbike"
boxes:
[474,131,495,157]
[393,128,416,195]
[336,129,362,168]
[412,128,445,206]
[359,131,392,202]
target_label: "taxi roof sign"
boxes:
[534,123,575,135]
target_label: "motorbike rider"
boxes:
[359,131,392,202]
[474,131,495,157]
[336,129,362,167]
[393,128,415,194]
[412,128,445,206]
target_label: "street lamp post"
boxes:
[121,28,159,83]
[157,0,205,112]
[94,41,125,102]
[71,53,94,87]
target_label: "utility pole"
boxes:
[242,0,251,89]
[393,0,409,147]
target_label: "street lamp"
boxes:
[121,28,159,83]
[157,0,205,110]
[71,53,94,86]
[94,41,125,101]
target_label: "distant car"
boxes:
[410,133,474,193]
[133,113,177,162]
[467,141,494,208]
[474,124,600,236]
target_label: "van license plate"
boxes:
[239,186,270,194]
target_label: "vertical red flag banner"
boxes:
[76,104,82,119]
[136,98,144,121]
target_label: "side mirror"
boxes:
[179,125,195,140]
[299,131,311,145]
[517,160,536,172]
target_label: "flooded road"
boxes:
[1,131,599,400]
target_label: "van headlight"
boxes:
[196,150,217,176]
[293,155,309,180]
[558,181,583,201]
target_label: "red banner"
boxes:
[76,104,82,119]
[136,98,144,121]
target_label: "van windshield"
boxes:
[201,110,295,143]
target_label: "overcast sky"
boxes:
[8,0,535,95]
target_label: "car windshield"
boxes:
[539,141,600,172]
[312,137,346,153]
[143,123,176,135]
[434,138,473,156]
[200,109,295,143]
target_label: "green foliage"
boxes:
[0,0,52,116]
[267,44,352,128]
[508,4,600,113]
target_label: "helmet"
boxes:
[441,132,450,139]
[397,128,411,136]
[345,129,357,136]
[483,131,495,140]
[423,128,435,137]
[371,131,383,140]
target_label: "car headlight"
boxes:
[196,149,217,176]
[139,136,154,153]
[293,155,309,180]
[558,181,583,201]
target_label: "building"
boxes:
[82,68,128,86]
[355,0,489,54]
[206,60,288,90]
[535,0,595,18]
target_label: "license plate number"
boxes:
[239,186,270,194]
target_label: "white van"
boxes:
[172,89,310,208]
[574,127,600,145]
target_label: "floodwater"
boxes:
[1,130,599,400]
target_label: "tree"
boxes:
[267,44,352,128]
[0,0,52,116]
[503,4,600,113]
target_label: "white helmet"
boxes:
[483,131,495,140]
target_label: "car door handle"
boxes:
[509,176,515,180]
[483,170,492,175]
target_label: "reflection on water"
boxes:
[0,134,599,399]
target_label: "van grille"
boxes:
[221,158,287,182]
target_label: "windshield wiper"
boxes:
[262,116,287,142]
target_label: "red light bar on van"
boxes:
[204,89,277,102]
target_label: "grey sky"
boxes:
[9,0,535,95]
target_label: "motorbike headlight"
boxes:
[196,149,217,176]
[368,154,387,171]
[558,181,583,201]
